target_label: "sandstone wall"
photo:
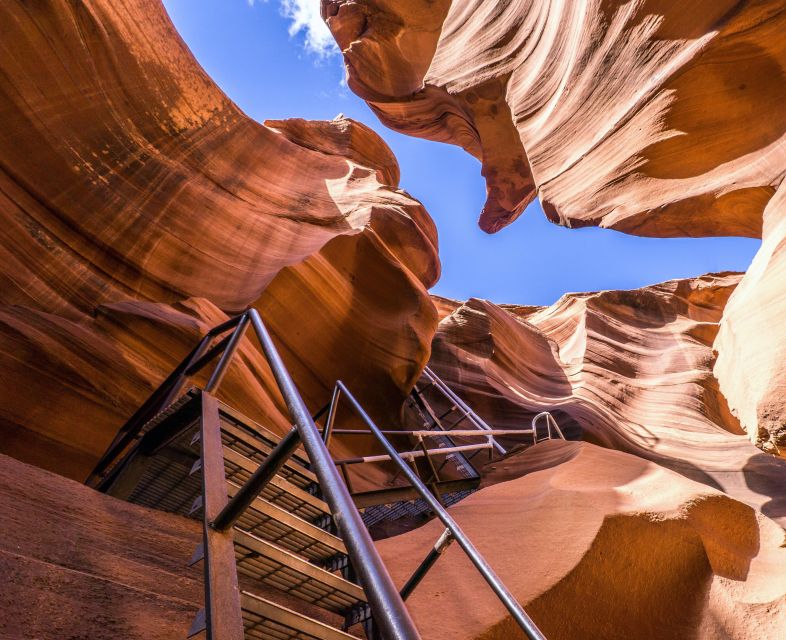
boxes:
[324,0,786,458]
[0,0,440,478]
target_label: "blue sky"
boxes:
[162,0,760,306]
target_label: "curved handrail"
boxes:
[531,411,566,443]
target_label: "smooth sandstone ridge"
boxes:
[427,274,786,526]
[0,0,439,478]
[378,441,786,640]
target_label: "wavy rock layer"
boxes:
[714,183,786,457]
[325,0,786,453]
[378,441,786,640]
[428,274,786,525]
[324,0,786,236]
[0,0,440,478]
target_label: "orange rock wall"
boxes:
[325,0,786,461]
[428,274,786,526]
[324,0,785,236]
[714,184,786,457]
[0,0,439,479]
[378,441,786,639]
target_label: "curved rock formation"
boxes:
[324,0,786,236]
[0,0,439,479]
[714,183,786,458]
[325,0,786,456]
[428,273,786,525]
[378,441,786,639]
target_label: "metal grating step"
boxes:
[125,424,201,514]
[233,529,365,614]
[219,415,317,491]
[223,447,329,521]
[241,591,359,640]
[227,481,346,563]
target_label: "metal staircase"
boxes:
[87,309,552,640]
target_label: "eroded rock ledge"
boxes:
[324,0,786,460]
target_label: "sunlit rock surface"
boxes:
[428,274,786,526]
[324,0,786,462]
[324,0,785,236]
[378,441,786,640]
[0,0,439,479]
[715,184,786,458]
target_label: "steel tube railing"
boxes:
[205,314,250,392]
[400,529,454,601]
[88,332,214,483]
[423,368,506,455]
[336,380,547,640]
[245,310,421,640]
[332,442,492,466]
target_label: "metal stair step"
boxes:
[222,446,329,520]
[219,416,317,489]
[227,480,346,563]
[233,528,366,614]
[241,591,360,640]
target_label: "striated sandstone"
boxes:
[0,0,439,478]
[324,0,786,236]
[378,440,786,639]
[428,274,786,525]
[714,183,786,458]
[0,453,203,639]
[325,0,786,455]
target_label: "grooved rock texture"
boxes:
[378,441,786,640]
[323,0,785,236]
[714,183,786,458]
[427,274,786,526]
[324,0,786,462]
[0,0,439,479]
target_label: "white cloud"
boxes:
[251,0,338,58]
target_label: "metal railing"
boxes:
[412,367,566,456]
[420,367,507,455]
[89,310,548,640]
[324,380,547,640]
[532,412,566,443]
[89,309,420,640]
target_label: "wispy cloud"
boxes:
[249,0,339,58]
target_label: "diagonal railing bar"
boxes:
[242,309,422,640]
[88,315,248,485]
[422,367,506,455]
[205,314,250,392]
[88,333,213,483]
[184,333,233,377]
[333,380,547,640]
[91,308,553,640]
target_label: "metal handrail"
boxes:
[89,309,422,639]
[531,412,565,444]
[233,310,422,640]
[333,380,547,640]
[422,367,507,455]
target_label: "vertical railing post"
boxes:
[322,384,341,445]
[200,392,244,640]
